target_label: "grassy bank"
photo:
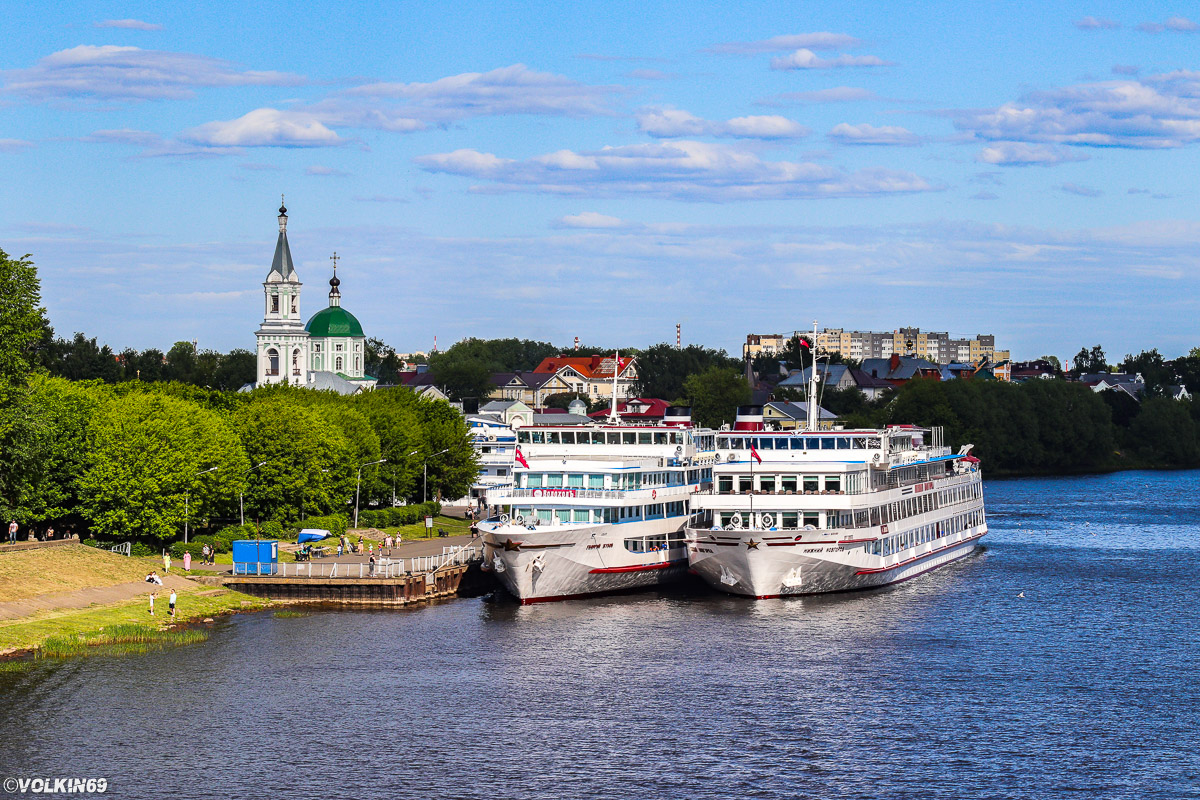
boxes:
[0,544,268,655]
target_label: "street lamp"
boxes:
[423,448,450,504]
[354,458,388,529]
[184,466,219,544]
[240,461,267,527]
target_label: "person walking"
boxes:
[369,553,376,577]
[7,520,16,544]
[201,543,210,565]
[163,551,171,573]
[148,592,156,616]
[45,526,55,540]
[168,589,177,619]
[183,551,191,571]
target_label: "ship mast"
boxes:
[607,350,621,423]
[807,320,820,432]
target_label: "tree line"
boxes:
[0,248,478,543]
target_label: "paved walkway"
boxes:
[0,573,197,622]
[187,532,481,575]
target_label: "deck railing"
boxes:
[234,545,481,579]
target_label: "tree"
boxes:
[1129,397,1200,465]
[414,396,479,502]
[233,395,353,523]
[78,393,248,541]
[1071,345,1107,376]
[1039,355,1062,373]
[633,343,741,399]
[214,349,257,391]
[353,388,426,504]
[428,337,561,373]
[365,337,406,385]
[430,357,493,402]
[682,367,750,428]
[0,249,48,413]
[1119,349,1173,395]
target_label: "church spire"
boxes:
[328,252,341,307]
[269,196,296,281]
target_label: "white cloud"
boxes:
[82,128,160,145]
[955,74,1200,151]
[557,212,626,229]
[340,64,619,120]
[2,45,303,102]
[757,87,877,105]
[1060,182,1103,197]
[707,33,861,54]
[627,69,675,81]
[1075,17,1120,30]
[93,19,162,30]
[828,122,919,145]
[305,165,348,176]
[415,140,935,201]
[976,142,1087,165]
[1139,16,1198,32]
[770,49,890,70]
[181,109,341,147]
[637,107,808,139]
[0,138,34,151]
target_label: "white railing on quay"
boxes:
[236,545,480,579]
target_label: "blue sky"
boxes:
[3,1,1199,363]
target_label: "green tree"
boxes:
[1119,349,1173,395]
[633,343,741,399]
[0,249,49,413]
[430,357,492,402]
[214,349,256,391]
[1071,344,1107,376]
[682,367,750,429]
[233,395,353,523]
[353,388,426,504]
[1039,355,1062,373]
[1129,397,1200,465]
[78,393,248,541]
[365,337,406,385]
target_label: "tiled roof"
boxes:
[532,355,635,379]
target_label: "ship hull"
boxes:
[686,525,986,598]
[479,518,689,603]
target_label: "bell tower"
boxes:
[255,197,309,386]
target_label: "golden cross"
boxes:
[330,252,339,273]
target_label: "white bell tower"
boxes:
[255,198,310,386]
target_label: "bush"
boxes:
[260,520,284,540]
[168,541,206,560]
[214,524,256,549]
[82,538,100,549]
[130,542,155,558]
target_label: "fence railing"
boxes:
[110,542,131,557]
[232,545,480,579]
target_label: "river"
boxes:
[2,470,1198,799]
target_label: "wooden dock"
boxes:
[221,564,470,606]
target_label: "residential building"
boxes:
[777,365,892,400]
[805,327,1009,366]
[763,401,839,431]
[742,333,790,359]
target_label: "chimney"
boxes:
[733,405,764,432]
[664,406,692,427]
[889,353,901,373]
[591,355,602,370]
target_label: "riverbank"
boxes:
[0,544,267,656]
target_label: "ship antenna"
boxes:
[807,320,820,432]
[608,350,621,423]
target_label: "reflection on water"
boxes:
[2,470,1199,799]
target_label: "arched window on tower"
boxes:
[292,349,301,376]
[355,356,360,372]
[336,356,343,371]
[266,348,279,376]
[270,295,279,313]
[290,296,297,315]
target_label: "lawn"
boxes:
[0,545,164,603]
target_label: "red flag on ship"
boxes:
[515,446,529,469]
[750,444,762,464]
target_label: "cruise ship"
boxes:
[685,347,986,598]
[477,407,717,603]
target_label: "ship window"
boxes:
[825,476,841,493]
[806,438,820,450]
[738,475,753,492]
[837,438,851,450]
[531,431,545,444]
[791,438,805,450]
[730,437,744,450]
[527,474,543,488]
[622,432,636,445]
[547,474,563,488]
[821,438,836,450]
[781,475,797,492]
[717,436,729,449]
[518,431,530,443]
[591,432,605,444]
[639,432,652,445]
[758,476,775,492]
[758,438,773,450]
[718,476,733,493]
[574,509,589,522]
[803,476,819,493]
[655,432,668,445]
[537,509,553,522]
[782,512,798,529]
[852,437,866,449]
[568,474,584,488]
[547,432,561,444]
[803,512,820,528]
[556,509,571,523]
[589,474,604,489]
[560,432,575,444]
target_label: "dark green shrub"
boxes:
[130,542,155,558]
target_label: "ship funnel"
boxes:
[733,405,764,432]
[664,406,692,427]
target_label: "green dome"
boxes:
[305,305,364,338]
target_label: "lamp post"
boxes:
[354,458,388,529]
[184,466,219,544]
[240,461,267,527]
[423,448,450,504]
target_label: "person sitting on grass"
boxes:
[145,571,163,586]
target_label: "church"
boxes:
[254,201,378,393]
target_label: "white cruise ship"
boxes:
[477,407,717,603]
[686,356,986,598]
